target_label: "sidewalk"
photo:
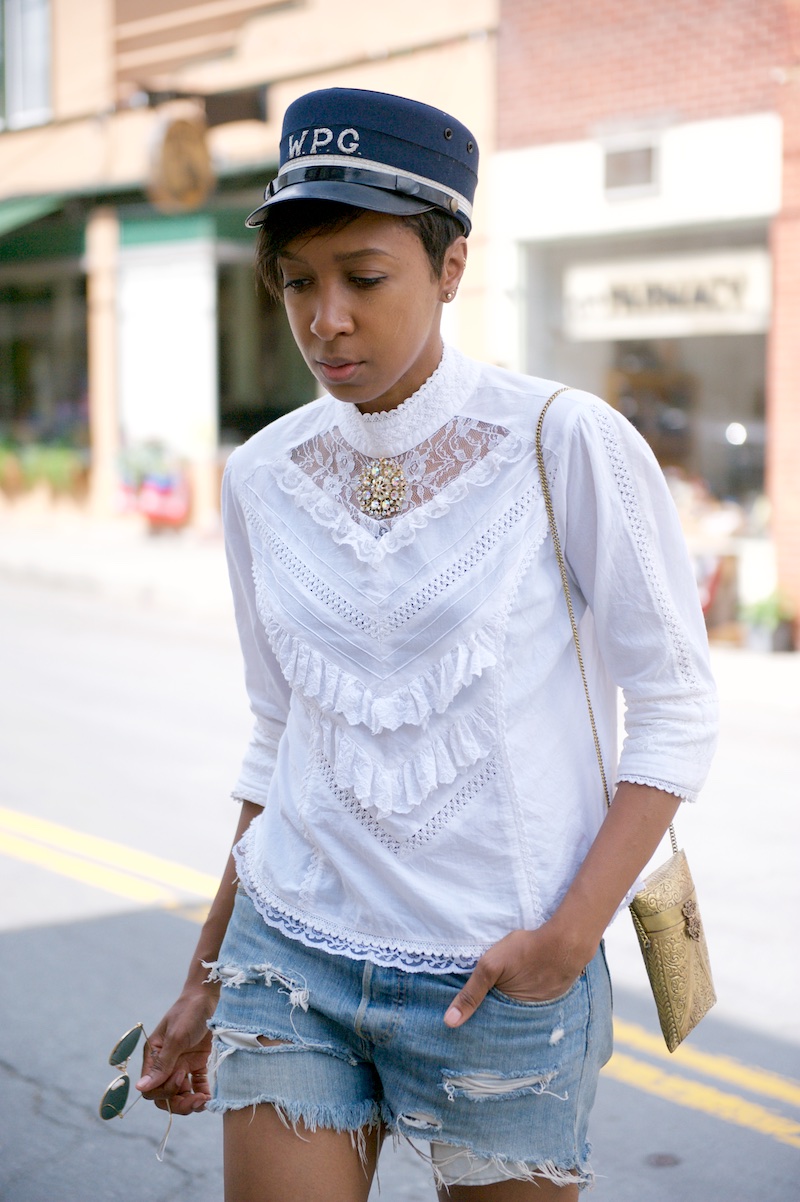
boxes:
[0,502,232,619]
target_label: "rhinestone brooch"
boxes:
[356,457,407,519]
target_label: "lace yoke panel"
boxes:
[290,417,511,535]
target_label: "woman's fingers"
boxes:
[137,1025,212,1112]
[443,956,497,1027]
[443,928,585,1027]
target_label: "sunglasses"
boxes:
[99,1023,172,1161]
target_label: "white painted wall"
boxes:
[488,112,782,371]
[117,240,218,461]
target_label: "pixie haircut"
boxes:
[254,201,464,302]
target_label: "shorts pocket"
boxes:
[489,972,583,1009]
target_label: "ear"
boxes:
[440,235,468,301]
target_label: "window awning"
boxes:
[0,195,63,239]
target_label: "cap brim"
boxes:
[245,180,435,228]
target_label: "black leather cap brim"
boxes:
[245,179,436,228]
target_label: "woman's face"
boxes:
[279,210,467,414]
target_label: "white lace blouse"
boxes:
[223,346,718,972]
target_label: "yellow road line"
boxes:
[0,806,217,898]
[604,1053,800,1150]
[614,1018,800,1108]
[0,831,179,905]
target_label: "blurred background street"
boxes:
[0,524,798,1202]
[3,1,800,1198]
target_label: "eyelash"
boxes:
[282,276,386,293]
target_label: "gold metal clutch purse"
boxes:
[629,843,716,1051]
[536,388,716,1053]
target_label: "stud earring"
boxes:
[444,291,454,301]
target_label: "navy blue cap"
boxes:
[246,87,479,235]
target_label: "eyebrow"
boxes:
[279,247,398,264]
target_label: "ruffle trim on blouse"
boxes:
[267,430,529,565]
[254,601,500,734]
[319,703,496,817]
[233,832,487,973]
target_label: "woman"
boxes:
[137,87,718,1200]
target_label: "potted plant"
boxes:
[740,591,796,652]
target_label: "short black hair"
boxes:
[254,201,464,302]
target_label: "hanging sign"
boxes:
[563,249,771,340]
[148,116,216,213]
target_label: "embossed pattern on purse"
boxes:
[629,846,716,1051]
[535,387,716,1053]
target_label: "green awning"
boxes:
[0,195,63,239]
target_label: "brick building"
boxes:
[491,0,800,627]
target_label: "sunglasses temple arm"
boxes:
[156,1100,173,1162]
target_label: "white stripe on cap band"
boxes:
[276,153,473,220]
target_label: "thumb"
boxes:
[136,1037,179,1093]
[443,966,492,1029]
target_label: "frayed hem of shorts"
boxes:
[206,1098,383,1174]
[205,1094,381,1135]
[394,1128,596,1191]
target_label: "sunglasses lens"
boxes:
[109,1023,144,1067]
[100,1074,130,1120]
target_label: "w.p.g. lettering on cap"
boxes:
[246,88,479,234]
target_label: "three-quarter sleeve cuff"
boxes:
[617,774,697,804]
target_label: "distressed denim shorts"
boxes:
[205,889,613,1189]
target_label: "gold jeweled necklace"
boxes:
[356,457,407,519]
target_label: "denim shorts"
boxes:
[205,889,613,1188]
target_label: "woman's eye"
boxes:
[283,278,310,293]
[350,276,385,289]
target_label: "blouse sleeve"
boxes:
[550,392,719,802]
[222,457,291,806]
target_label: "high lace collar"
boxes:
[334,345,479,458]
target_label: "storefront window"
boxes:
[0,272,87,497]
[0,0,51,130]
[605,336,766,503]
[217,260,316,447]
[0,275,87,445]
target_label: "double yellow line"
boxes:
[2,804,799,1150]
[609,1020,800,1150]
[0,804,217,906]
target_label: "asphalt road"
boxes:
[1,577,798,1201]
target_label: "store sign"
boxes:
[563,249,771,340]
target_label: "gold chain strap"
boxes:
[534,388,678,859]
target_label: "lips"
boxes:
[317,360,362,385]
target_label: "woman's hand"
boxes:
[443,922,594,1028]
[442,785,682,1028]
[136,986,217,1115]
[134,802,262,1114]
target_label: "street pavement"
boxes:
[1,505,799,1200]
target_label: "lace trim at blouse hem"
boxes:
[233,836,487,973]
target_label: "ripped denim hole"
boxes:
[397,1111,443,1133]
[441,1067,567,1103]
[203,959,310,1040]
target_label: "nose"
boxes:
[309,285,354,341]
